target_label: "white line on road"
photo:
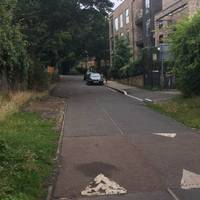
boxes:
[126,93,143,102]
[167,188,180,200]
[101,107,125,135]
[144,98,153,103]
[96,100,125,135]
[106,87,117,93]
[121,90,143,102]
[105,86,144,102]
[153,133,177,138]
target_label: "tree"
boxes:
[77,1,113,69]
[111,37,131,78]
[170,12,200,96]
[0,0,113,89]
[0,0,29,89]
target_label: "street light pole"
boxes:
[158,45,164,89]
[160,47,164,89]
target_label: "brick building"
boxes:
[109,0,162,66]
[109,0,200,88]
[155,0,200,46]
[109,0,143,67]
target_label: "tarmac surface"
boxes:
[105,81,180,102]
[51,76,200,200]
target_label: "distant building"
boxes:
[79,57,97,69]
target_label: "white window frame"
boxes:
[125,9,129,24]
[145,0,150,8]
[114,17,119,31]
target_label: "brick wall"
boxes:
[154,0,200,47]
[163,0,180,10]
[117,75,144,88]
[188,0,200,16]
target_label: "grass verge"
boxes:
[148,96,200,131]
[0,91,60,200]
[0,91,47,121]
[0,112,59,200]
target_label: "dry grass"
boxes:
[0,91,47,121]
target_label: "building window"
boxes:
[158,21,163,29]
[120,14,123,28]
[145,0,150,14]
[159,35,164,44]
[120,32,124,37]
[145,0,150,8]
[125,9,129,24]
[114,17,119,31]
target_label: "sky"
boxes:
[112,0,124,9]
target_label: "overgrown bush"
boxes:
[111,37,131,78]
[0,2,30,90]
[117,59,144,79]
[27,61,49,91]
[75,66,87,74]
[170,12,200,96]
[128,59,144,77]
[118,65,129,79]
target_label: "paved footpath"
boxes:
[51,76,200,200]
[106,81,180,102]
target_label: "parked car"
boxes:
[84,71,91,81]
[87,73,104,85]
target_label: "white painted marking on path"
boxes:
[81,174,127,196]
[153,133,177,138]
[181,169,200,189]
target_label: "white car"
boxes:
[87,73,104,85]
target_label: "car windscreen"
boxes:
[90,74,101,79]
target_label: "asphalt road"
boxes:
[52,76,200,200]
